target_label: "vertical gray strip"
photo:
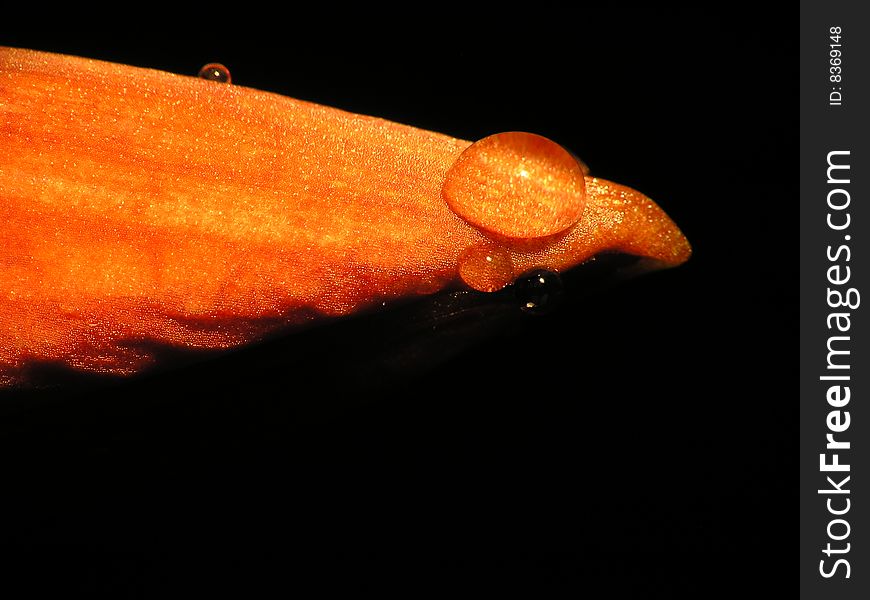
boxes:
[801,1,868,598]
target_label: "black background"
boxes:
[1,5,795,596]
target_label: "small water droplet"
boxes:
[458,244,514,292]
[198,63,232,84]
[514,269,563,315]
[442,132,587,239]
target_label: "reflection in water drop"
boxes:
[442,132,587,239]
[458,245,514,292]
[198,63,232,84]
[514,269,563,315]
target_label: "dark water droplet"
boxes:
[514,269,563,315]
[198,63,231,84]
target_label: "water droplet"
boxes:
[514,269,563,315]
[198,63,232,84]
[442,132,587,239]
[458,244,514,292]
[568,150,591,176]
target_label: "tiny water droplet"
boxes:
[514,269,563,315]
[458,244,514,292]
[198,63,231,84]
[442,132,587,239]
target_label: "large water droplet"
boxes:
[198,63,232,84]
[514,269,563,314]
[442,132,587,239]
[458,244,514,292]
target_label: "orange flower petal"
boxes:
[0,47,690,386]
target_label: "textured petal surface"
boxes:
[0,47,690,386]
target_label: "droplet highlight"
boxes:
[442,132,587,239]
[198,63,232,84]
[514,269,563,315]
[458,245,514,292]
